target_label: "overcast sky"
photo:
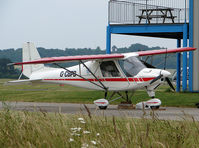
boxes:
[0,0,177,50]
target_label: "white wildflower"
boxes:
[77,127,81,131]
[91,140,97,145]
[71,130,76,133]
[70,128,77,131]
[70,127,81,132]
[80,121,86,124]
[83,131,90,134]
[71,133,80,136]
[96,133,100,136]
[78,118,84,121]
[69,138,74,142]
[81,143,89,148]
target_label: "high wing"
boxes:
[11,47,196,65]
[11,54,124,65]
[135,47,196,56]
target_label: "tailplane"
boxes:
[22,42,44,78]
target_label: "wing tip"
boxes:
[7,63,15,66]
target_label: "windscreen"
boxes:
[119,57,146,77]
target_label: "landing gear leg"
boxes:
[104,91,108,99]
[95,91,135,110]
[125,91,132,104]
[145,88,161,109]
[146,90,155,98]
[117,91,134,109]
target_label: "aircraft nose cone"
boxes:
[161,70,171,77]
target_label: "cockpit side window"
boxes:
[100,61,121,77]
[119,57,146,77]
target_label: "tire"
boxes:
[195,103,199,108]
[99,106,107,110]
[150,106,160,109]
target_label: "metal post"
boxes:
[106,25,111,54]
[146,0,148,24]
[189,0,193,91]
[185,0,187,23]
[192,0,199,91]
[182,23,188,91]
[176,39,181,92]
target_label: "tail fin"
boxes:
[22,42,44,78]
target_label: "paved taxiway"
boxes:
[0,102,199,121]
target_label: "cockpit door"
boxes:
[99,61,129,90]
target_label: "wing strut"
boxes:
[80,60,107,91]
[53,63,107,91]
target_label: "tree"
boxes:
[0,58,19,78]
[112,45,117,52]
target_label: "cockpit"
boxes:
[99,57,146,77]
[100,61,121,77]
[119,56,146,77]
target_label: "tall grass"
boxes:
[0,107,199,148]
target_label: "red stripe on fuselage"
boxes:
[146,102,159,104]
[95,102,106,104]
[44,77,155,82]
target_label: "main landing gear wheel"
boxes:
[196,103,199,108]
[150,106,160,109]
[94,91,135,110]
[94,99,109,110]
[99,106,107,110]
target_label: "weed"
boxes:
[0,109,198,148]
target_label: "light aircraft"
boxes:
[8,42,196,109]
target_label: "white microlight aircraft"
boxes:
[8,42,196,109]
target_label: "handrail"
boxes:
[109,0,189,24]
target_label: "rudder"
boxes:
[22,42,44,78]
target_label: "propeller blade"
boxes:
[140,60,156,68]
[150,74,163,85]
[165,77,175,91]
[154,84,161,90]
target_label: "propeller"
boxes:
[150,73,175,91]
[150,72,163,85]
[165,77,175,91]
[140,60,155,68]
[140,54,175,91]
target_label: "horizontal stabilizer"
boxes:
[5,79,42,85]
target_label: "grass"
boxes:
[0,108,199,148]
[1,79,199,107]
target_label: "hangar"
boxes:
[106,0,199,92]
